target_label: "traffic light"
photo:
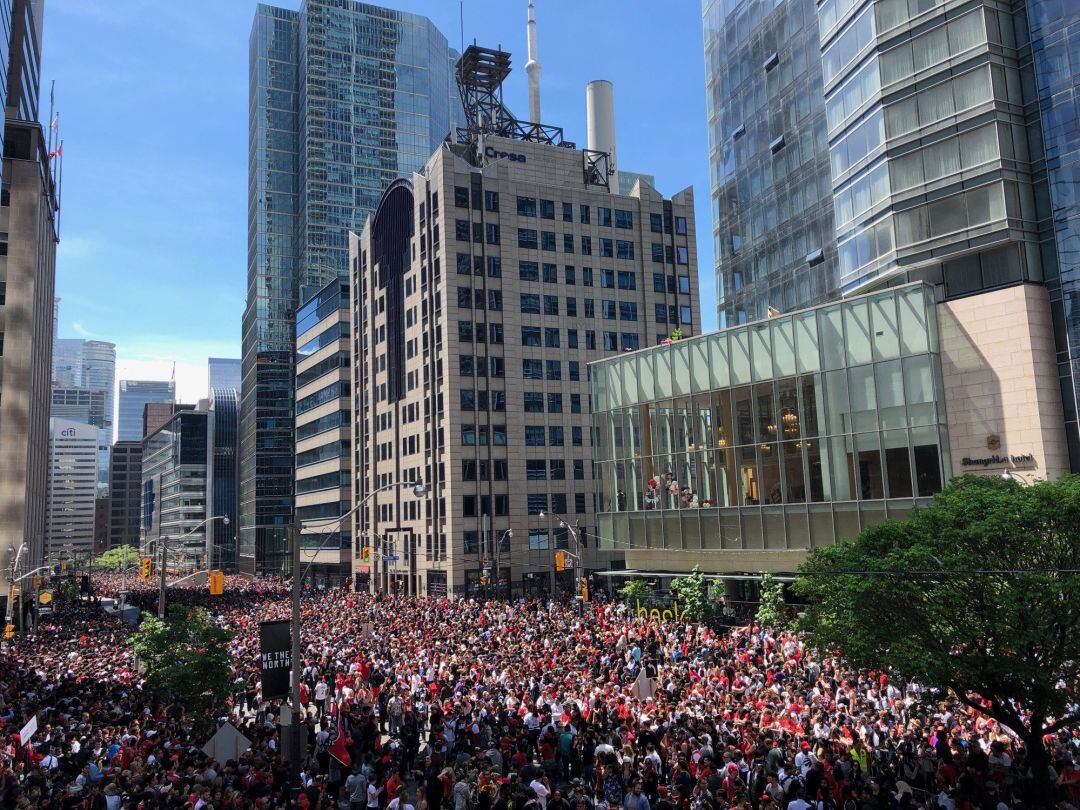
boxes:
[208,570,224,595]
[360,546,371,563]
[3,625,13,639]
[555,551,574,572]
[140,557,153,581]
[581,578,590,602]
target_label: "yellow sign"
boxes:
[636,600,683,622]
[208,570,224,596]
[38,591,52,605]
[554,551,570,572]
[3,624,13,639]
[140,557,153,581]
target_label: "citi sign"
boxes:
[484,145,526,163]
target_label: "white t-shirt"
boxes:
[530,780,550,810]
[368,784,380,808]
[315,682,329,700]
[388,799,415,810]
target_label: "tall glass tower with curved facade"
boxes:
[242,0,462,575]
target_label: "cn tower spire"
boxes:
[525,0,542,123]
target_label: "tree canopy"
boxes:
[795,474,1080,801]
[92,544,139,571]
[131,605,234,731]
[755,571,785,628]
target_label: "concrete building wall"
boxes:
[45,418,98,559]
[938,283,1069,481]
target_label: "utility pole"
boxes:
[288,522,303,791]
[157,535,167,619]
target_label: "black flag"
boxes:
[259,619,291,701]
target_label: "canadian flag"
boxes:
[49,144,62,159]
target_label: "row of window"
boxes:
[525,459,587,480]
[521,392,584,413]
[456,259,693,294]
[457,323,648,354]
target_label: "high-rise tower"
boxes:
[241,0,462,575]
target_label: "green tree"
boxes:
[92,545,139,571]
[619,579,653,611]
[756,572,785,627]
[669,566,714,621]
[794,474,1080,804]
[131,605,234,731]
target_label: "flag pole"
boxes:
[47,80,54,156]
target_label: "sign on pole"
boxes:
[259,619,291,701]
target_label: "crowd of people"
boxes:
[0,575,1077,810]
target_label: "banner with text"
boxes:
[259,619,292,701]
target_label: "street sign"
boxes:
[382,555,399,562]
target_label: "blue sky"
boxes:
[44,0,715,402]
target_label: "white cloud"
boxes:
[113,359,210,426]
[71,320,98,338]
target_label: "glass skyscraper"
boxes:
[117,380,175,442]
[242,0,462,574]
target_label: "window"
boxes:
[598,207,612,226]
[472,222,483,243]
[485,190,499,211]
[519,261,539,281]
[529,529,550,550]
[602,300,617,319]
[650,213,663,232]
[616,240,635,260]
[546,360,561,380]
[655,303,668,323]
[653,273,666,292]
[543,295,559,315]
[523,359,543,379]
[491,390,506,411]
[521,326,541,346]
[0,281,5,305]
[601,269,615,288]
[680,305,692,324]
[486,223,500,244]
[564,265,576,284]
[525,426,546,446]
[563,233,575,253]
[524,392,544,413]
[461,424,476,445]
[574,459,585,480]
[543,263,558,283]
[582,267,594,286]
[566,299,578,317]
[456,220,470,241]
[571,426,583,446]
[584,299,595,317]
[570,393,582,413]
[569,361,580,381]
[679,275,691,294]
[459,356,474,376]
[488,290,502,310]
[575,492,586,512]
[493,425,506,446]
[550,460,566,480]
[615,209,633,229]
[489,323,504,343]
[549,426,565,446]
[462,459,477,480]
[463,497,477,517]
[619,301,638,321]
[585,330,597,350]
[545,327,560,348]
[455,186,469,207]
[652,243,664,262]
[676,246,689,264]
[528,494,548,515]
[562,201,573,221]
[457,253,471,274]
[547,393,563,412]
[540,199,555,219]
[517,196,537,216]
[621,333,640,351]
[527,459,547,480]
[518,228,538,249]
[604,331,618,350]
[579,204,590,224]
[458,320,473,341]
[552,494,568,515]
[541,231,556,251]
[581,235,592,255]
[617,270,636,290]
[493,459,508,479]
[599,238,614,257]
[460,389,475,410]
[520,294,540,314]
[567,328,579,347]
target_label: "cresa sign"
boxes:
[636,600,684,622]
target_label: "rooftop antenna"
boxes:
[459,0,464,54]
[525,0,541,124]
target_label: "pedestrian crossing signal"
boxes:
[208,570,224,595]
[140,557,152,581]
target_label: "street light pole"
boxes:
[287,479,427,792]
[539,510,583,613]
[156,515,230,619]
[495,529,511,600]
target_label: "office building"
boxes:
[143,400,190,440]
[590,280,1067,591]
[52,337,82,386]
[44,418,97,560]
[141,397,238,571]
[51,385,111,494]
[294,281,351,584]
[241,0,463,575]
[208,357,241,394]
[0,0,57,612]
[350,45,700,596]
[108,441,142,549]
[208,387,239,571]
[117,379,174,441]
[52,339,116,439]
